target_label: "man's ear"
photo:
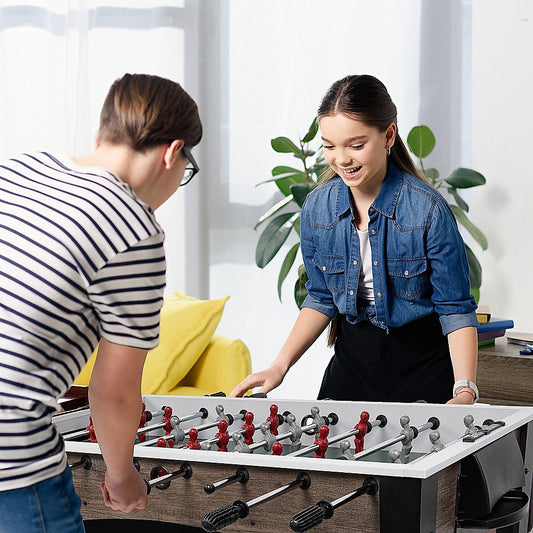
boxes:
[163,139,185,169]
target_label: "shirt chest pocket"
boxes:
[387,258,429,300]
[312,252,345,294]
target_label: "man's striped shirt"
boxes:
[0,152,165,490]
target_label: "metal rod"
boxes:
[204,467,249,494]
[247,473,311,509]
[288,417,384,458]
[354,419,437,460]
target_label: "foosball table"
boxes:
[55,394,533,532]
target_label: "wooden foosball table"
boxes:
[54,394,533,532]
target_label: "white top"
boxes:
[0,152,166,490]
[356,227,374,302]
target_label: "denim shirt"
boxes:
[300,163,478,335]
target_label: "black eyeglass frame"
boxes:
[181,146,199,186]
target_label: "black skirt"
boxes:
[317,313,453,403]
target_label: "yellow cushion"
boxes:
[174,334,252,395]
[73,291,229,394]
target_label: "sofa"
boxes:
[73,292,252,396]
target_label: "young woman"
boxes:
[0,73,202,531]
[231,74,478,405]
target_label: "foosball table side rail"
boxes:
[68,451,463,533]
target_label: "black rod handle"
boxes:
[201,500,249,532]
[289,478,378,532]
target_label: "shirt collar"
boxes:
[372,162,403,218]
[335,161,403,219]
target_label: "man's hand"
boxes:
[100,464,148,513]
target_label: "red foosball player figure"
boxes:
[272,441,283,455]
[162,405,173,433]
[354,411,370,453]
[267,404,280,436]
[137,402,148,443]
[242,411,255,446]
[216,419,230,452]
[86,416,98,443]
[314,425,329,458]
[186,427,201,450]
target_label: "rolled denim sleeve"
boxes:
[427,198,478,335]
[300,199,337,319]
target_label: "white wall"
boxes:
[209,0,424,400]
[470,0,533,332]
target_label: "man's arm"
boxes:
[88,338,148,513]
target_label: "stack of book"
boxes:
[476,305,514,346]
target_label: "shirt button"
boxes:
[373,260,378,266]
[369,207,374,212]
[404,270,409,276]
[349,290,354,296]
[322,266,326,271]
[353,260,358,265]
[371,229,376,235]
[377,292,382,297]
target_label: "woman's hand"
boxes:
[446,389,475,405]
[229,365,286,397]
[100,464,148,513]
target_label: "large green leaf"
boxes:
[445,168,486,189]
[255,212,299,268]
[273,166,307,195]
[407,125,435,158]
[301,116,319,143]
[447,187,469,212]
[294,264,309,308]
[450,205,488,250]
[277,243,300,300]
[271,136,303,158]
[254,194,294,230]
[290,182,313,207]
[465,244,482,289]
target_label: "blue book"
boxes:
[477,318,514,333]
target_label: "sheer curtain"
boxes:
[0,0,471,399]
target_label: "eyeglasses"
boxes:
[181,146,199,186]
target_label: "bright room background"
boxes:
[1,0,531,399]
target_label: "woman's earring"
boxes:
[386,147,391,156]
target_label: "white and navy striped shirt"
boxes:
[0,152,166,490]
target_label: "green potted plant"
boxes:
[254,117,326,307]
[255,121,487,307]
[406,125,487,301]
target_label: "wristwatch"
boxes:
[453,379,479,402]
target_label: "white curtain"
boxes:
[0,0,471,399]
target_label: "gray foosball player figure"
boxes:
[232,431,250,453]
[259,421,277,452]
[169,416,186,447]
[286,412,303,452]
[215,404,229,423]
[339,440,355,460]
[388,449,401,463]
[463,414,478,437]
[399,415,415,464]
[429,430,444,452]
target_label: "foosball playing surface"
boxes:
[55,394,533,532]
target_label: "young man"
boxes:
[0,73,202,531]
